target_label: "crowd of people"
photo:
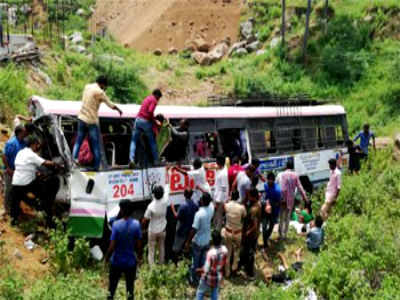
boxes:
[1,74,378,300]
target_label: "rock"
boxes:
[246,41,261,53]
[208,42,229,63]
[256,49,266,56]
[193,38,210,52]
[76,8,85,16]
[69,32,83,44]
[228,41,247,57]
[70,45,86,54]
[14,249,23,260]
[364,15,374,22]
[168,47,178,55]
[34,67,53,86]
[375,137,393,149]
[14,42,37,55]
[191,51,211,66]
[153,48,162,56]
[270,37,281,48]
[233,48,248,57]
[240,19,254,40]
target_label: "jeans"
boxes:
[148,230,166,266]
[72,120,101,170]
[108,265,137,300]
[196,280,219,300]
[262,212,278,247]
[190,243,209,286]
[279,207,291,239]
[129,118,158,164]
[239,236,257,277]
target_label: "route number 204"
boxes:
[113,184,135,198]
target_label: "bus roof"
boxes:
[31,96,346,119]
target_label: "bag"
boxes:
[79,138,94,165]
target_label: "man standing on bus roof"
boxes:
[129,89,163,167]
[279,161,308,240]
[353,123,376,156]
[213,155,229,231]
[73,76,122,170]
[320,159,341,221]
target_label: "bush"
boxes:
[0,268,24,300]
[47,221,93,274]
[137,261,189,299]
[27,272,106,300]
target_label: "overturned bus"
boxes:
[29,96,349,238]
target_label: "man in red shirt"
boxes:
[228,156,243,191]
[129,89,163,166]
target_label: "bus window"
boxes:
[190,132,219,160]
[336,125,344,146]
[264,130,276,153]
[218,129,246,160]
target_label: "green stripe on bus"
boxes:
[68,216,105,238]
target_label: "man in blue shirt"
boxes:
[262,172,281,250]
[306,215,325,252]
[2,125,26,213]
[185,192,214,286]
[171,188,198,262]
[353,124,376,156]
[105,200,142,300]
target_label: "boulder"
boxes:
[233,48,248,57]
[70,45,86,54]
[191,51,211,66]
[153,48,162,56]
[270,37,281,48]
[76,8,85,16]
[98,54,124,64]
[375,137,393,149]
[246,40,261,53]
[364,15,374,22]
[228,41,247,57]
[193,38,210,52]
[256,49,266,56]
[168,47,178,55]
[240,19,254,40]
[69,32,83,44]
[208,42,229,63]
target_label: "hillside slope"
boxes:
[91,0,243,52]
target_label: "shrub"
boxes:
[137,261,189,299]
[27,272,106,300]
[47,221,93,274]
[0,268,24,300]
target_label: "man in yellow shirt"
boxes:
[72,76,122,170]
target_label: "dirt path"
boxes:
[92,0,243,52]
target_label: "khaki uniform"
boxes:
[222,201,246,277]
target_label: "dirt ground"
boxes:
[91,0,243,52]
[0,202,49,283]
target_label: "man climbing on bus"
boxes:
[73,76,123,170]
[129,89,163,167]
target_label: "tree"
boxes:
[324,0,329,33]
[281,0,286,57]
[302,0,312,61]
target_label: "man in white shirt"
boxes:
[10,136,61,226]
[320,159,342,220]
[213,155,229,231]
[143,185,170,266]
[175,158,211,205]
[231,165,255,204]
